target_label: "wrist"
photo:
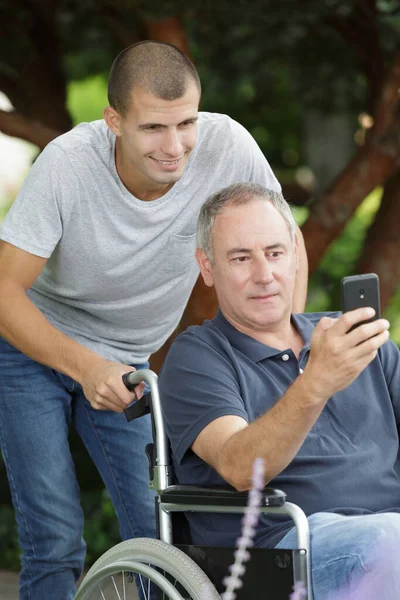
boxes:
[296,368,329,408]
[66,344,109,384]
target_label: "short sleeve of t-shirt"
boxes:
[379,339,400,422]
[0,143,75,258]
[159,327,249,465]
[226,118,282,192]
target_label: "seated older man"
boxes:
[158,182,400,600]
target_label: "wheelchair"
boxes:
[74,369,313,600]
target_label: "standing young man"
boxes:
[0,41,308,599]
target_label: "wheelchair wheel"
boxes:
[74,537,220,600]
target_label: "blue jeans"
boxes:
[275,511,400,599]
[0,336,156,600]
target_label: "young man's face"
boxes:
[108,82,200,197]
[197,198,299,336]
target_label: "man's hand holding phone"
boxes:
[304,275,390,404]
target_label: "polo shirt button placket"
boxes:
[282,353,290,362]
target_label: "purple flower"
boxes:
[290,581,307,599]
[220,457,265,600]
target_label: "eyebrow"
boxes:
[227,243,287,257]
[138,116,198,130]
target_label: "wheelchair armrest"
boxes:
[160,484,286,507]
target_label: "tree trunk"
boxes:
[356,169,400,309]
[0,0,72,145]
[141,15,191,56]
[302,51,400,275]
[301,139,399,273]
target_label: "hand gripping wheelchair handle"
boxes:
[122,372,151,422]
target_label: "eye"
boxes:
[146,125,161,131]
[232,256,249,263]
[268,251,283,259]
[180,120,195,128]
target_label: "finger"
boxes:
[91,394,125,413]
[319,316,337,331]
[108,376,142,407]
[133,381,145,400]
[338,307,376,335]
[347,318,390,346]
[349,329,390,361]
[97,381,128,408]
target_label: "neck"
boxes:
[115,139,173,201]
[227,315,304,358]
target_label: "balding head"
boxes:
[108,40,201,115]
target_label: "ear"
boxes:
[104,106,122,137]
[195,248,214,288]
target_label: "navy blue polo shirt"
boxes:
[159,310,400,548]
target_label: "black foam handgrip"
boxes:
[122,372,139,391]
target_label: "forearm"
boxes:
[218,373,326,490]
[0,282,105,382]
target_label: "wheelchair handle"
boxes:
[122,372,141,392]
[121,369,171,477]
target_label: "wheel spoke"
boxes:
[99,587,106,600]
[111,575,122,600]
[122,571,126,599]
[139,573,147,599]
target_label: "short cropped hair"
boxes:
[196,182,296,263]
[108,40,201,115]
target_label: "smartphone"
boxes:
[341,273,381,330]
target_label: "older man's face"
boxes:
[201,198,298,335]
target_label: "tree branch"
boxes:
[0,109,61,149]
[301,117,400,275]
[357,168,400,309]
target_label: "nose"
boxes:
[253,256,274,285]
[161,128,183,158]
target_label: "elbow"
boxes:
[218,461,252,492]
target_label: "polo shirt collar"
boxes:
[212,309,313,363]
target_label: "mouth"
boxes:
[250,293,279,302]
[150,156,184,169]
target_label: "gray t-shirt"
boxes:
[0,113,280,363]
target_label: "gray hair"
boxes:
[196,182,296,263]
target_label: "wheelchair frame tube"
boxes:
[125,369,173,542]
[160,501,313,600]
[125,369,171,472]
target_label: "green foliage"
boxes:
[81,490,121,566]
[0,490,120,571]
[0,506,19,570]
[296,188,400,347]
[305,189,382,313]
[67,75,108,125]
